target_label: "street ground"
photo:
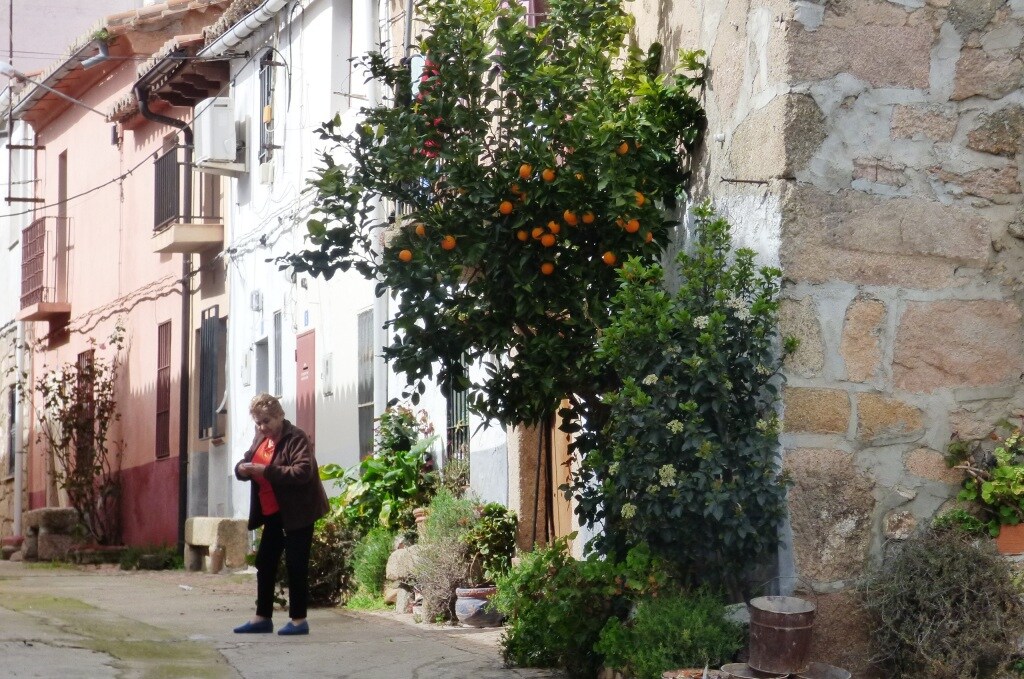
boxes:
[0,560,562,678]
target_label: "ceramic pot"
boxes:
[996,523,1024,555]
[454,585,502,627]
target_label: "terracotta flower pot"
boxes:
[996,523,1024,555]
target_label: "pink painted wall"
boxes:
[25,58,188,548]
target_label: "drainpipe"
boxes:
[13,319,23,536]
[133,78,193,553]
[371,0,388,416]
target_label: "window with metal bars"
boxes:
[443,358,470,466]
[198,306,226,439]
[357,310,374,460]
[155,321,171,458]
[154,146,181,230]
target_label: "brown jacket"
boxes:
[235,420,330,532]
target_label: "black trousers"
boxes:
[255,514,314,620]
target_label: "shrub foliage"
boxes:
[861,529,1024,679]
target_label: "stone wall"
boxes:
[634,0,1024,674]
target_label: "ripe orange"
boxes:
[441,235,457,250]
[635,191,645,207]
[510,183,522,195]
[531,226,545,240]
[519,163,533,180]
[547,220,561,234]
[625,219,640,233]
[540,233,556,247]
[414,223,426,237]
[542,168,556,182]
[616,141,629,155]
[602,251,617,265]
[644,231,654,243]
[540,262,555,275]
[499,200,514,215]
[582,211,595,224]
[398,249,413,262]
[517,230,529,242]
[563,210,578,226]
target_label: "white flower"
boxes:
[735,306,751,321]
[726,295,745,310]
[694,316,709,329]
[666,420,685,434]
[756,364,773,376]
[608,462,619,476]
[621,503,637,519]
[658,464,677,486]
[642,374,659,386]
[647,484,661,495]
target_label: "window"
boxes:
[198,305,226,439]
[443,357,470,466]
[273,311,283,397]
[357,309,374,459]
[6,385,15,477]
[155,321,171,458]
[259,51,277,164]
[520,0,548,27]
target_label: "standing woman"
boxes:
[233,393,329,636]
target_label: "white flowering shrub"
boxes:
[569,202,793,588]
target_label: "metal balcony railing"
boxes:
[20,216,68,309]
[154,147,184,231]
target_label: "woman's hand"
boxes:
[247,463,267,479]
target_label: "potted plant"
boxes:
[455,502,518,627]
[946,422,1024,553]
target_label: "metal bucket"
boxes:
[719,664,787,679]
[747,595,816,674]
[794,662,851,679]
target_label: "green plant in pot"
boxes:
[455,502,518,627]
[945,423,1024,546]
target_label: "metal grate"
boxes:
[443,357,470,465]
[20,218,45,308]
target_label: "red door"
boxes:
[296,330,316,446]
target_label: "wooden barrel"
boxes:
[746,595,816,675]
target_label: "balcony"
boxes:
[152,147,224,254]
[17,217,71,322]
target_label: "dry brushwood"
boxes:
[861,529,1024,679]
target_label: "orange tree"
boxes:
[286,0,704,428]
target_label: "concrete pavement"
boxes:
[0,560,562,679]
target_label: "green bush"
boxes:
[595,588,742,679]
[275,517,359,608]
[119,545,182,571]
[862,528,1024,679]
[352,527,395,596]
[414,489,478,621]
[570,202,790,590]
[493,537,666,678]
[462,502,518,584]
[320,405,438,537]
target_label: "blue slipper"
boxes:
[278,620,309,636]
[233,619,273,633]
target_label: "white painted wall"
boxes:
[209,0,513,521]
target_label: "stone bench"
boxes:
[22,508,81,561]
[184,517,249,573]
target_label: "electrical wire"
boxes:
[0,48,266,220]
